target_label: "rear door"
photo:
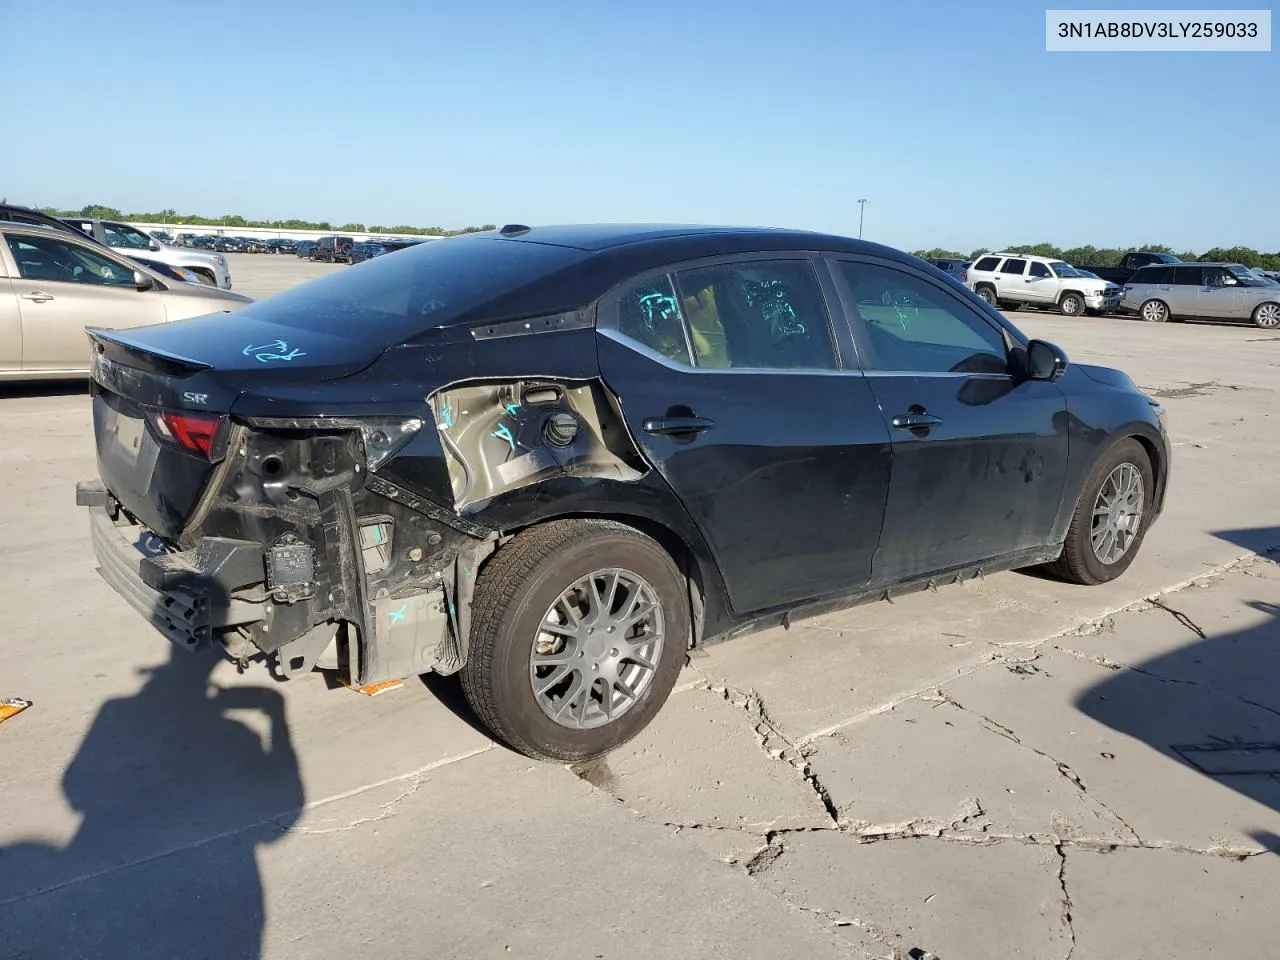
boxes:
[994,257,1028,301]
[1166,265,1203,317]
[828,256,1069,582]
[596,253,893,614]
[2,230,166,371]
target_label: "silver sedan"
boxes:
[0,221,252,381]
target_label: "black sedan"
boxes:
[77,224,1170,762]
[349,241,388,264]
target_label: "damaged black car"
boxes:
[78,224,1171,761]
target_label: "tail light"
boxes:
[960,269,968,282]
[145,408,225,458]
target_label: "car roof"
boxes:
[471,222,873,253]
[981,252,1061,263]
[0,218,83,238]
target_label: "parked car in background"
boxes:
[266,238,299,254]
[295,240,317,259]
[60,217,232,289]
[1080,251,1182,286]
[189,236,216,249]
[313,235,354,263]
[149,231,174,244]
[175,233,197,247]
[236,237,270,253]
[76,223,1169,762]
[212,237,242,253]
[0,206,229,290]
[967,253,1121,316]
[349,241,388,264]
[925,258,970,285]
[1121,262,1280,327]
[0,221,251,380]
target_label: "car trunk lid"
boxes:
[88,314,386,539]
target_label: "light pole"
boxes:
[857,198,869,239]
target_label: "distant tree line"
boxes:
[36,204,497,237]
[913,242,1280,272]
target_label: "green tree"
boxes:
[79,204,122,219]
[339,222,366,232]
[912,247,965,260]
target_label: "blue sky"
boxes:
[0,0,1275,252]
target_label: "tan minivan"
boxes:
[0,221,252,380]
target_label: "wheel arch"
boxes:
[486,507,733,649]
[1050,421,1169,545]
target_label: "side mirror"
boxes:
[1027,339,1068,381]
[134,271,155,292]
[148,239,161,250]
[1222,276,1238,286]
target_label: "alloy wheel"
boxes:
[529,569,665,729]
[1141,300,1167,322]
[1091,463,1144,565]
[1254,303,1280,328]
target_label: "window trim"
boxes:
[1029,261,1052,279]
[823,253,1021,380]
[597,251,852,376]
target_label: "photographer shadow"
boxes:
[0,647,302,959]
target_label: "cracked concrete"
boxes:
[4,286,1280,959]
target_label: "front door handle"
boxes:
[643,416,715,436]
[21,291,54,303]
[891,412,943,430]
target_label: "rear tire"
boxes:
[460,520,689,762]
[975,285,997,306]
[1059,292,1085,317]
[1045,438,1154,586]
[1140,299,1169,323]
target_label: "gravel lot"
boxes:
[3,252,1279,960]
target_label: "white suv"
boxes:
[967,253,1121,316]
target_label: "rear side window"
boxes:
[837,261,1009,375]
[674,260,837,370]
[973,256,1001,272]
[234,236,589,340]
[1133,266,1173,284]
[614,274,691,365]
[1172,265,1203,285]
[1000,258,1027,275]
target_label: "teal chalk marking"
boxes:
[492,423,516,452]
[504,402,520,416]
[439,404,455,429]
[388,605,407,624]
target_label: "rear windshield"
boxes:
[234,236,589,340]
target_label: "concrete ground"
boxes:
[2,253,1279,959]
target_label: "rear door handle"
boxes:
[21,291,54,303]
[891,412,943,430]
[643,416,715,436]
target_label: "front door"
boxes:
[1195,266,1247,319]
[828,256,1069,582]
[596,255,893,615]
[2,232,166,371]
[1022,260,1057,305]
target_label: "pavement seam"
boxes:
[793,548,1280,747]
[1055,843,1077,960]
[0,744,494,910]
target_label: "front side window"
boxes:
[837,261,1009,375]
[102,224,152,249]
[1029,262,1051,278]
[614,274,691,365]
[5,234,135,286]
[674,260,837,370]
[1000,258,1027,275]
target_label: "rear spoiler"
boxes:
[87,328,213,379]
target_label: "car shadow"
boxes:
[0,646,303,958]
[1075,527,1280,854]
[0,380,88,400]
[419,671,501,742]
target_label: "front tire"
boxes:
[1252,302,1280,329]
[1046,438,1154,586]
[190,268,217,286]
[1059,292,1085,317]
[460,520,689,762]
